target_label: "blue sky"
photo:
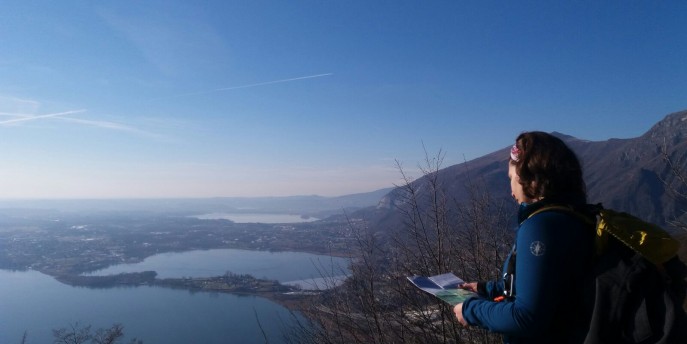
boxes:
[0,1,685,198]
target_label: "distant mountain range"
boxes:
[0,188,393,217]
[370,109,687,229]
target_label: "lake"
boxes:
[191,213,320,224]
[0,249,349,344]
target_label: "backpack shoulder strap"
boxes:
[527,204,596,226]
[532,205,681,265]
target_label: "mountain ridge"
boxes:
[372,109,687,229]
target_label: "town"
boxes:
[0,209,360,284]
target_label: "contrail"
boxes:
[0,110,158,137]
[57,116,160,138]
[157,73,333,99]
[0,109,87,125]
[215,73,333,91]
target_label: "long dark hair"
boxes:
[511,131,587,202]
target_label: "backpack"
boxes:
[534,204,687,344]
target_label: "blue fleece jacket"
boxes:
[462,201,594,343]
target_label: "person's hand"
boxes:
[460,282,478,292]
[454,303,468,326]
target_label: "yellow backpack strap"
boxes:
[528,205,571,218]
[527,205,595,226]
[527,204,680,266]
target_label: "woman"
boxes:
[454,131,595,343]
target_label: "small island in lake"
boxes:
[56,271,301,295]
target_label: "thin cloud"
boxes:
[57,116,160,138]
[0,110,87,125]
[155,73,334,100]
[0,95,41,111]
[0,109,158,138]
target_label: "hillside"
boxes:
[370,109,687,230]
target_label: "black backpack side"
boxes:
[583,231,687,344]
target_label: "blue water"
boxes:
[0,249,349,344]
[87,248,349,282]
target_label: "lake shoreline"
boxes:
[44,247,347,322]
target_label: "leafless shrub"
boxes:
[287,150,513,343]
[52,323,141,344]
